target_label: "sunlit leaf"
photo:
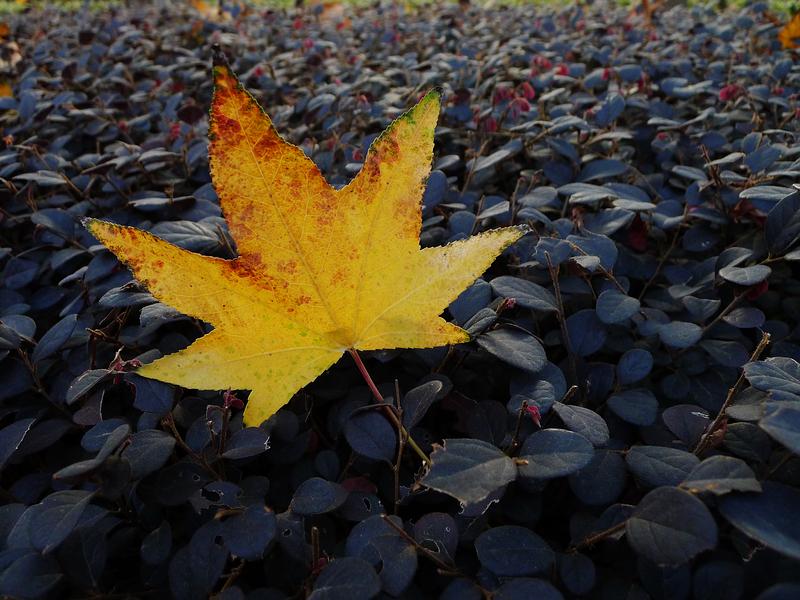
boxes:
[86,56,525,425]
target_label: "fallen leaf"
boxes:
[190,0,229,22]
[85,52,525,426]
[317,3,347,25]
[779,13,800,49]
[190,0,215,15]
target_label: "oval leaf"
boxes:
[627,487,718,565]
[475,525,554,577]
[477,328,547,373]
[596,290,640,324]
[490,276,557,312]
[719,482,800,561]
[518,429,594,479]
[422,439,517,505]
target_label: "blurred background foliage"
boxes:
[0,0,798,16]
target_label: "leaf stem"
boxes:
[162,413,221,479]
[694,331,770,455]
[347,349,430,466]
[219,559,245,593]
[568,521,627,552]
[675,291,746,361]
[545,252,579,394]
[701,291,746,337]
[460,140,490,193]
[311,526,321,569]
[393,378,405,514]
[638,204,689,301]
[380,515,459,575]
[507,400,528,456]
[563,239,627,295]
[763,450,794,480]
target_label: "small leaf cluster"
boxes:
[1,1,800,599]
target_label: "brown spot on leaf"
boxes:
[377,134,402,164]
[230,256,257,279]
[278,260,297,274]
[363,153,382,184]
[233,199,255,225]
[213,114,242,137]
[313,193,337,227]
[231,258,291,296]
[330,268,347,285]
[394,198,421,239]
[254,132,280,156]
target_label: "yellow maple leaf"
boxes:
[85,55,525,426]
[779,13,800,49]
[190,0,228,22]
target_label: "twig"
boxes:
[701,291,746,337]
[541,385,579,429]
[694,331,770,455]
[469,195,486,236]
[337,450,357,484]
[509,177,525,224]
[393,379,406,514]
[507,401,528,456]
[545,252,579,390]
[215,223,236,258]
[433,345,457,374]
[460,140,490,193]
[162,413,221,478]
[311,526,321,568]
[674,291,747,362]
[561,385,579,405]
[219,559,245,593]
[563,239,627,295]
[568,521,626,553]
[638,204,689,300]
[60,173,86,200]
[763,451,794,480]
[628,165,663,202]
[380,515,459,576]
[17,350,72,419]
[348,349,430,466]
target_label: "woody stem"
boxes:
[347,348,431,466]
[693,331,771,455]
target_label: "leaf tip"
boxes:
[495,223,530,248]
[453,327,471,344]
[515,223,532,236]
[211,46,238,91]
[424,87,442,103]
[211,43,229,67]
[418,88,442,116]
[81,216,101,235]
[397,89,441,127]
